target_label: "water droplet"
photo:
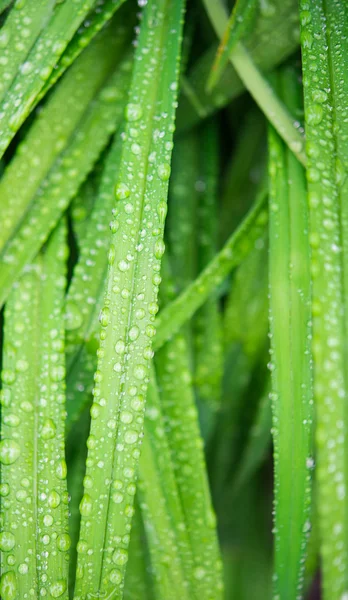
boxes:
[0,532,15,552]
[80,494,93,516]
[112,549,128,566]
[41,418,56,440]
[157,163,171,181]
[129,326,140,341]
[48,490,61,508]
[125,103,142,121]
[115,182,130,200]
[56,459,67,480]
[120,411,133,424]
[109,569,122,584]
[50,580,67,598]
[0,571,17,600]
[0,440,21,465]
[124,430,138,444]
[57,533,71,552]
[134,365,146,380]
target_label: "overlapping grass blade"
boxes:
[0,222,69,600]
[202,0,305,165]
[268,68,313,599]
[154,189,267,350]
[0,19,129,256]
[123,505,153,600]
[0,0,110,157]
[177,0,299,131]
[71,174,99,249]
[300,2,348,596]
[74,0,185,596]
[207,0,258,92]
[38,0,128,101]
[0,53,132,309]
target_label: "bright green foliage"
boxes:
[0,53,132,309]
[268,69,313,599]
[207,0,258,91]
[71,175,98,249]
[0,222,69,600]
[74,0,185,596]
[300,1,348,597]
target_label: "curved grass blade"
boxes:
[38,0,128,101]
[268,69,313,600]
[71,175,98,249]
[154,189,267,350]
[73,0,185,596]
[300,2,348,596]
[207,0,258,92]
[0,55,132,309]
[177,0,299,132]
[0,20,129,256]
[0,221,70,600]
[0,0,104,157]
[202,0,306,165]
[194,120,223,409]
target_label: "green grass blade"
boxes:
[0,0,55,102]
[38,0,128,101]
[202,0,305,164]
[0,20,129,256]
[0,0,12,14]
[154,190,267,350]
[177,0,299,131]
[71,174,98,249]
[65,131,124,368]
[300,2,348,596]
[268,69,313,600]
[0,0,102,157]
[123,504,153,600]
[74,0,185,595]
[207,0,258,92]
[0,55,132,309]
[138,373,193,600]
[0,221,70,600]
[194,120,223,409]
[156,330,224,598]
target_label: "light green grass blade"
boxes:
[207,0,258,92]
[0,20,129,256]
[74,0,185,596]
[38,0,128,101]
[156,331,224,598]
[71,175,98,249]
[0,54,132,309]
[268,69,313,600]
[154,190,267,350]
[0,0,103,157]
[300,2,348,597]
[194,120,223,409]
[202,0,305,165]
[65,131,124,369]
[0,221,70,600]
[177,0,299,131]
[138,373,193,600]
[123,504,153,600]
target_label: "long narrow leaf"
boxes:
[0,222,70,600]
[74,0,185,596]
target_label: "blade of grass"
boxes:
[268,68,313,600]
[300,1,348,596]
[0,221,70,600]
[0,54,132,309]
[177,0,299,131]
[74,0,185,596]
[123,503,154,600]
[202,0,306,165]
[71,175,98,249]
[207,0,258,92]
[65,131,124,369]
[154,189,267,350]
[37,0,128,101]
[0,0,109,157]
[0,19,129,256]
[194,119,223,409]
